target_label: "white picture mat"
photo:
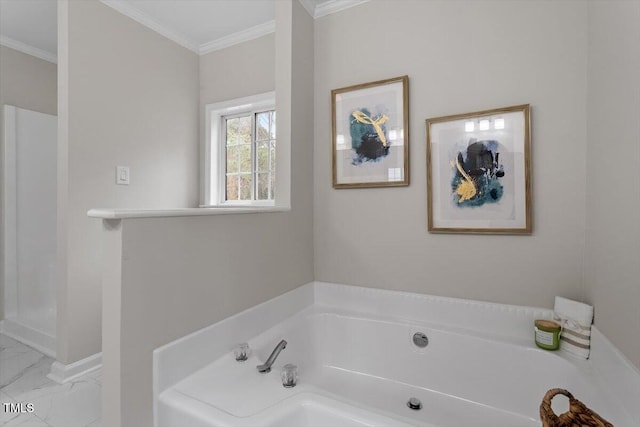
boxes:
[334,81,405,184]
[430,110,527,229]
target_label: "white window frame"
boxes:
[203,92,275,207]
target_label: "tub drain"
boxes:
[412,332,429,348]
[407,397,422,410]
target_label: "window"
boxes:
[204,92,276,207]
[224,110,276,201]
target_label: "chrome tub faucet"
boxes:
[257,339,287,373]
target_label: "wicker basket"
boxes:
[540,388,613,427]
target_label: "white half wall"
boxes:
[313,0,588,308]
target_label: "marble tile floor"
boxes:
[0,333,101,427]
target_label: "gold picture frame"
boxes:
[332,76,409,188]
[426,104,532,234]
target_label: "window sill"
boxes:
[87,206,290,220]
[201,201,275,208]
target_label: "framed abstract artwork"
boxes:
[426,104,532,234]
[332,76,409,188]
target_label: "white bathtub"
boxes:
[154,283,640,427]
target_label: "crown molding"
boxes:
[199,20,275,55]
[314,0,370,19]
[0,35,57,64]
[297,0,316,17]
[99,0,200,54]
[99,0,371,56]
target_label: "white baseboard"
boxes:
[48,352,102,384]
[0,318,56,357]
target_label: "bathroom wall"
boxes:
[57,0,199,365]
[314,0,588,308]
[0,45,57,322]
[585,1,640,369]
[200,34,274,103]
[0,46,57,114]
[100,2,314,425]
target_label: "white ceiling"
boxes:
[0,0,58,62]
[0,0,367,62]
[123,0,275,46]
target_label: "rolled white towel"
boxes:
[554,296,594,359]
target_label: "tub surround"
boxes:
[153,282,314,398]
[589,327,640,426]
[154,282,640,427]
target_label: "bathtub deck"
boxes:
[161,352,540,427]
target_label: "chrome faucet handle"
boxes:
[281,364,298,388]
[234,343,250,361]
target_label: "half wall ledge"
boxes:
[87,206,290,219]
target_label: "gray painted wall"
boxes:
[0,46,57,114]
[59,0,199,364]
[313,0,588,308]
[585,1,640,369]
[200,33,275,104]
[0,45,57,322]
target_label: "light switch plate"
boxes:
[116,166,130,185]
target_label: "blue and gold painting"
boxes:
[452,140,505,207]
[348,107,390,165]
